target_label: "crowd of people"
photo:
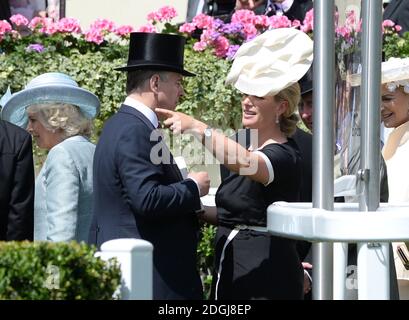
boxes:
[1,0,409,300]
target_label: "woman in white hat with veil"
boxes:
[156,27,313,299]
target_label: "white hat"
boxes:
[348,57,409,93]
[1,72,100,128]
[225,28,313,97]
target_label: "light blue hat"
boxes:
[1,72,100,128]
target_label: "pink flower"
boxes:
[28,17,44,30]
[41,18,58,35]
[269,15,292,29]
[85,28,104,44]
[356,20,362,33]
[193,41,207,51]
[382,19,397,33]
[90,19,116,33]
[157,6,177,21]
[115,25,134,36]
[292,19,301,28]
[395,25,402,32]
[231,10,256,25]
[147,6,177,23]
[179,22,196,34]
[214,35,230,58]
[192,14,214,29]
[10,14,28,27]
[382,19,395,28]
[301,8,314,33]
[253,15,270,28]
[345,10,357,29]
[336,26,351,39]
[0,20,12,35]
[58,17,81,33]
[137,23,156,33]
[242,23,258,39]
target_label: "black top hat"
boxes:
[115,32,195,77]
[299,65,313,96]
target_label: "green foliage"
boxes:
[0,241,121,300]
[179,43,242,129]
[197,224,216,299]
[384,31,409,60]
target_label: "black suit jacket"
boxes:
[0,120,34,240]
[383,0,409,34]
[266,0,313,22]
[0,0,11,21]
[90,105,203,299]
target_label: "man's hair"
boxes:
[126,70,169,95]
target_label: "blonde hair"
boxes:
[27,103,92,139]
[274,82,301,137]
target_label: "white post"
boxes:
[98,238,154,300]
[333,242,348,300]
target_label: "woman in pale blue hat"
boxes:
[1,72,100,242]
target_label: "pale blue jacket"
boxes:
[34,135,95,242]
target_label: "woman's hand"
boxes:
[155,108,206,136]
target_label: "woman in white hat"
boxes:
[381,58,409,202]
[379,57,409,297]
[1,72,100,242]
[156,28,313,299]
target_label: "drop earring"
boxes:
[275,115,280,124]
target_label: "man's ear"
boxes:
[150,74,161,93]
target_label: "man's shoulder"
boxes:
[0,120,31,154]
[293,127,312,142]
[0,120,30,138]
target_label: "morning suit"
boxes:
[90,103,203,300]
[265,0,313,22]
[383,0,409,34]
[0,119,34,240]
[34,135,95,242]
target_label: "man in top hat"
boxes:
[89,32,210,300]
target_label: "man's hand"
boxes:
[302,262,312,295]
[155,108,206,136]
[188,171,210,196]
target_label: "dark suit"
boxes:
[383,0,409,34]
[90,105,203,300]
[266,0,313,22]
[0,0,11,21]
[0,120,34,240]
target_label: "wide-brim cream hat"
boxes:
[348,57,409,89]
[1,72,100,128]
[225,27,313,97]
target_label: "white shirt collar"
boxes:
[274,0,294,13]
[124,96,159,128]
